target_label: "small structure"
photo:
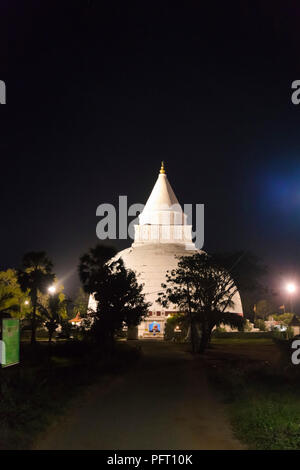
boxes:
[290,314,300,336]
[69,312,82,326]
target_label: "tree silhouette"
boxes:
[38,292,68,342]
[80,248,149,352]
[78,243,116,294]
[158,252,245,353]
[18,252,55,345]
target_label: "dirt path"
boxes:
[34,341,244,450]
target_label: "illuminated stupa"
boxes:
[97,163,243,338]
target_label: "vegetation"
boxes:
[158,252,244,353]
[1,245,293,451]
[214,251,267,323]
[0,269,28,320]
[272,313,293,325]
[79,243,116,293]
[72,287,89,318]
[254,318,267,331]
[164,314,188,342]
[38,292,68,342]
[79,244,149,352]
[0,340,141,450]
[18,252,55,345]
[254,298,276,320]
[207,334,300,449]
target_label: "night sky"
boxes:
[1,1,300,303]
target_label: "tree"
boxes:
[213,251,267,322]
[72,287,89,318]
[164,313,188,342]
[79,244,116,294]
[158,252,245,353]
[18,252,55,345]
[254,319,267,331]
[255,298,276,320]
[272,313,293,325]
[81,253,149,352]
[0,269,27,319]
[38,292,68,342]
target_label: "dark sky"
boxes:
[1,1,300,304]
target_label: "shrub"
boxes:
[255,319,267,331]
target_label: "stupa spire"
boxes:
[138,162,185,226]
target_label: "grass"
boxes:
[206,333,300,449]
[212,337,273,345]
[212,331,272,343]
[0,340,141,450]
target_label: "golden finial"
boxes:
[160,161,166,174]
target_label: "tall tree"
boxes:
[158,252,245,353]
[213,251,267,321]
[18,252,55,345]
[79,244,116,294]
[255,298,276,320]
[80,253,149,352]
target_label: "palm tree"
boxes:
[18,252,55,345]
[38,293,68,342]
[79,244,116,294]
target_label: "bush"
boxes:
[255,319,267,331]
[214,326,226,334]
[242,319,253,332]
[164,314,188,342]
[272,326,294,340]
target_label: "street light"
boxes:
[286,283,296,294]
[48,285,56,294]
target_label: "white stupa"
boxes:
[92,162,243,338]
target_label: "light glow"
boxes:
[286,283,296,294]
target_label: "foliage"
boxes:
[79,245,150,351]
[242,319,253,332]
[272,327,294,340]
[214,326,227,334]
[254,319,267,331]
[0,341,141,450]
[78,244,116,294]
[273,313,293,325]
[38,292,68,342]
[212,251,267,321]
[0,269,29,319]
[254,298,276,320]
[72,287,89,318]
[158,252,244,353]
[18,252,55,344]
[164,314,188,342]
[208,352,300,450]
